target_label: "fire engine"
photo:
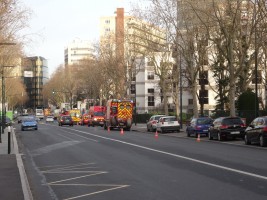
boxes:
[104,99,133,130]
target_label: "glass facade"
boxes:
[22,56,49,109]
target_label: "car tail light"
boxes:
[241,124,246,127]
[220,125,228,129]
[152,120,157,124]
[263,127,267,132]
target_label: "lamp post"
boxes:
[0,42,16,143]
[254,0,259,118]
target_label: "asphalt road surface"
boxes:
[15,121,267,200]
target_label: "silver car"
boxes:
[156,116,180,133]
[146,115,165,132]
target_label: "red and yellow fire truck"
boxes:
[104,99,133,130]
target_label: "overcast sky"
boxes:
[21,0,132,76]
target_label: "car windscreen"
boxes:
[94,112,105,116]
[155,116,163,120]
[223,118,243,125]
[63,117,72,120]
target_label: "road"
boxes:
[15,122,267,200]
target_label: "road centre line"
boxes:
[70,128,267,181]
[61,185,130,200]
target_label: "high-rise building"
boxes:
[64,39,94,65]
[22,56,49,109]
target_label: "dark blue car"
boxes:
[186,117,213,137]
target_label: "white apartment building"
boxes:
[64,39,94,65]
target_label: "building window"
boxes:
[105,20,110,24]
[188,99,193,105]
[147,72,154,80]
[131,84,136,94]
[148,96,155,106]
[148,88,154,94]
[199,71,209,85]
[199,90,209,104]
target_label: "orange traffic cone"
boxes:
[155,130,158,139]
[197,134,201,142]
[120,128,124,135]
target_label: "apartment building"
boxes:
[64,39,94,65]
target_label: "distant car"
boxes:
[208,117,246,141]
[21,117,38,131]
[156,116,180,133]
[58,115,73,126]
[186,117,213,137]
[18,114,29,123]
[147,115,165,132]
[46,116,54,123]
[244,116,267,147]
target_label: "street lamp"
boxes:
[254,0,259,118]
[0,42,16,143]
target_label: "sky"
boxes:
[21,0,133,76]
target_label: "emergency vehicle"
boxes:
[104,99,133,130]
[88,106,106,127]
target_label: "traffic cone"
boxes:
[108,126,110,132]
[197,134,201,142]
[120,128,124,135]
[155,130,158,139]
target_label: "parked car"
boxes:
[21,117,38,131]
[244,116,267,147]
[208,117,246,141]
[58,115,73,126]
[146,115,165,132]
[186,117,213,137]
[156,116,180,133]
[0,116,12,126]
[46,116,54,123]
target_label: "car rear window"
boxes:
[163,117,177,122]
[197,118,212,125]
[223,118,243,125]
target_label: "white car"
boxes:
[46,116,54,123]
[156,116,180,133]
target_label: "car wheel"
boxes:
[161,128,164,133]
[186,130,190,137]
[208,132,213,140]
[244,134,251,145]
[194,131,198,138]
[218,132,222,141]
[21,128,24,131]
[177,129,180,133]
[259,135,266,147]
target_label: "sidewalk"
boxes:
[0,127,32,200]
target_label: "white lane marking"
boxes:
[69,128,267,181]
[47,172,108,184]
[61,129,98,142]
[62,185,129,200]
